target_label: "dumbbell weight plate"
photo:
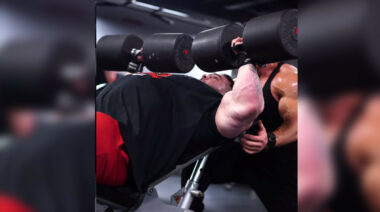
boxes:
[143,33,194,73]
[243,9,298,64]
[96,34,143,71]
[192,23,244,72]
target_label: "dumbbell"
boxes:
[96,34,143,72]
[96,33,195,73]
[192,9,298,72]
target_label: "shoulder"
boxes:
[271,63,298,99]
[277,64,298,79]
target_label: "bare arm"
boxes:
[216,63,264,138]
[272,64,298,146]
[104,71,117,83]
[104,71,131,83]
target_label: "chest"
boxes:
[260,75,280,102]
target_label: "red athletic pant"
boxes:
[0,194,34,212]
[96,112,130,186]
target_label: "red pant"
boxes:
[96,112,130,186]
[0,194,34,212]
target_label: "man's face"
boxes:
[201,74,232,95]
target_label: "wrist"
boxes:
[267,132,277,150]
[235,52,252,68]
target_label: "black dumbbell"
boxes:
[243,9,297,65]
[96,34,143,71]
[192,9,298,72]
[96,33,195,73]
[192,23,244,72]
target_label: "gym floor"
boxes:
[156,175,267,212]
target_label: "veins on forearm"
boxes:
[233,64,263,105]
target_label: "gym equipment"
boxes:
[177,154,209,210]
[143,33,194,74]
[192,23,244,72]
[97,9,298,74]
[96,147,218,212]
[192,9,298,72]
[96,33,195,73]
[243,9,298,64]
[96,34,143,71]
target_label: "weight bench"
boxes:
[96,147,219,212]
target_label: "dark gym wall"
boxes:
[0,0,93,49]
[96,5,231,41]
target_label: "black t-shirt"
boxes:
[96,73,230,192]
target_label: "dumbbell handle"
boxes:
[127,48,144,73]
[232,43,244,54]
[131,48,143,63]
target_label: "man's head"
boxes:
[201,73,234,95]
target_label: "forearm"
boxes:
[215,64,264,138]
[272,121,297,146]
[231,64,264,116]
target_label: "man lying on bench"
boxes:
[96,37,264,202]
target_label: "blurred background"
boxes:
[298,0,380,211]
[0,0,95,211]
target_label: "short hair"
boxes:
[223,74,234,89]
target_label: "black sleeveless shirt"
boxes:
[252,63,297,190]
[328,95,369,211]
[258,63,284,131]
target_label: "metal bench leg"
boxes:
[179,155,209,210]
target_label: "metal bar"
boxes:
[179,155,209,209]
[148,147,217,188]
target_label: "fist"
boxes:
[231,37,243,55]
[240,120,268,154]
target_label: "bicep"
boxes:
[278,95,298,126]
[276,70,298,125]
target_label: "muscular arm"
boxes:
[216,64,264,138]
[272,64,298,146]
